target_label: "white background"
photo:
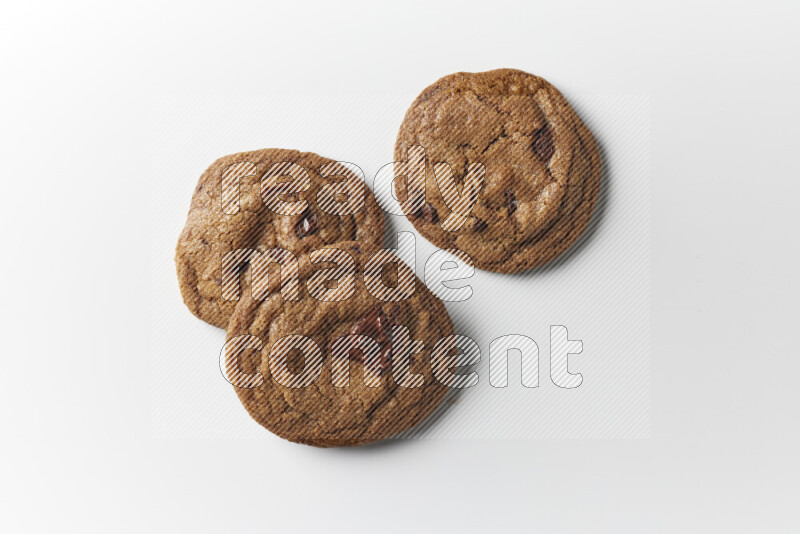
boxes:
[2,1,799,532]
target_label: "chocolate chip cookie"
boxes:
[176,149,385,328]
[394,69,602,273]
[225,242,455,447]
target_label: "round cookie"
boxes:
[224,242,455,447]
[394,69,602,273]
[176,149,385,328]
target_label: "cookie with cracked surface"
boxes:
[176,149,385,328]
[225,242,455,447]
[394,69,602,273]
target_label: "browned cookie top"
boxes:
[394,69,602,273]
[176,149,385,328]
[225,242,454,447]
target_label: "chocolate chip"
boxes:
[415,203,439,224]
[473,218,488,232]
[200,237,209,246]
[505,190,518,215]
[295,210,318,238]
[348,305,394,372]
[532,124,555,163]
